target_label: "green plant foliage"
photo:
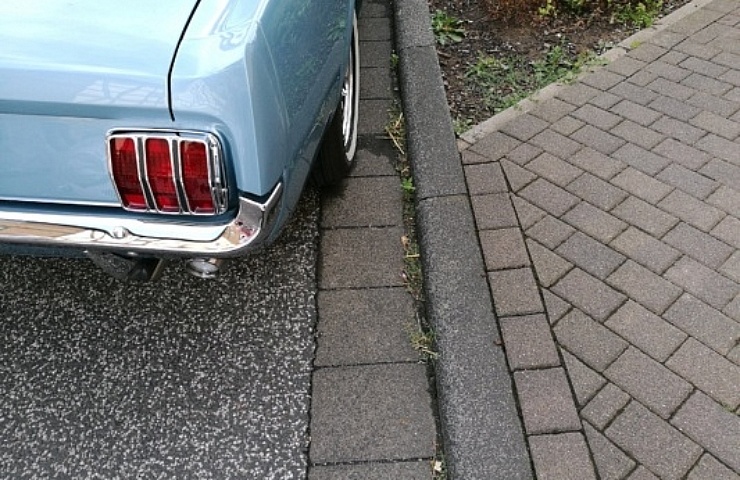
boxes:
[465,42,596,114]
[612,0,663,28]
[431,10,465,45]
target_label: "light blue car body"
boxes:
[0,0,354,249]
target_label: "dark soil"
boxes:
[429,0,692,127]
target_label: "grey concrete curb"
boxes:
[393,0,533,478]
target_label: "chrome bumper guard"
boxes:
[0,184,282,258]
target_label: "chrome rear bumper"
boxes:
[0,184,282,258]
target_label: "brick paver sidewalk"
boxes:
[460,0,740,478]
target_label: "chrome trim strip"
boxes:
[0,183,283,258]
[0,196,120,208]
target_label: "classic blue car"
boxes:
[0,0,359,280]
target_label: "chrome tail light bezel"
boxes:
[106,130,229,216]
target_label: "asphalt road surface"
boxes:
[0,190,320,479]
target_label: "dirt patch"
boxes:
[428,0,692,130]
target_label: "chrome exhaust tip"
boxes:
[186,258,225,279]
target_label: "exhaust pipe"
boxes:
[186,258,225,279]
[85,251,167,281]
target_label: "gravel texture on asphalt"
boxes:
[0,190,319,479]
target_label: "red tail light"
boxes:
[181,141,215,214]
[145,138,179,213]
[107,132,227,215]
[109,137,147,211]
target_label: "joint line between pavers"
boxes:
[310,457,436,469]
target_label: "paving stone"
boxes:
[589,91,622,109]
[676,38,723,59]
[309,461,432,480]
[607,260,682,315]
[720,251,740,284]
[360,66,393,100]
[605,301,686,362]
[656,163,718,199]
[553,267,627,322]
[322,177,403,228]
[628,43,668,63]
[650,30,685,49]
[529,97,578,123]
[613,143,672,176]
[561,202,628,244]
[605,347,692,419]
[515,368,581,434]
[731,344,740,366]
[715,51,740,70]
[688,91,740,117]
[500,314,560,370]
[499,113,550,141]
[469,131,521,161]
[582,69,626,91]
[530,129,583,158]
[666,338,740,409]
[696,134,740,165]
[556,232,625,280]
[471,193,519,229]
[627,466,660,480]
[519,178,580,217]
[572,104,623,130]
[567,147,626,180]
[570,125,626,155]
[691,111,740,140]
[529,433,596,480]
[610,83,660,106]
[606,401,702,480]
[358,42,392,70]
[310,363,436,463]
[720,69,740,88]
[607,56,648,77]
[680,56,730,78]
[525,152,583,187]
[686,454,740,480]
[611,167,673,204]
[651,116,707,145]
[512,196,546,229]
[480,228,530,271]
[611,120,666,149]
[566,173,629,210]
[359,99,391,134]
[562,351,606,406]
[489,268,543,317]
[464,162,508,195]
[320,227,404,289]
[528,239,573,288]
[501,159,537,192]
[612,196,679,237]
[671,391,740,472]
[629,70,660,87]
[556,83,601,106]
[700,158,740,186]
[723,295,740,325]
[664,293,740,356]
[683,71,734,97]
[609,227,681,274]
[646,60,693,82]
[649,95,702,121]
[584,423,636,480]
[671,220,733,266]
[507,142,544,166]
[462,149,492,165]
[647,77,697,100]
[713,215,740,249]
[543,290,571,325]
[351,138,398,177]
[658,190,726,232]
[550,115,587,136]
[526,215,576,249]
[582,383,631,431]
[554,309,628,371]
[315,288,418,367]
[665,257,740,309]
[653,138,712,171]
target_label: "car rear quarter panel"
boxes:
[170,0,354,216]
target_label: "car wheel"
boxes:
[312,13,360,186]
